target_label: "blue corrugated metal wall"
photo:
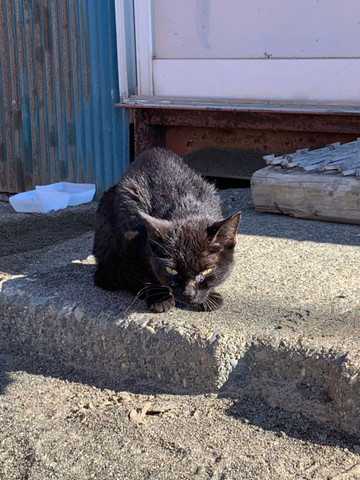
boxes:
[0,0,129,194]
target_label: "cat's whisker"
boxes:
[124,284,174,315]
[209,302,216,311]
[149,239,173,257]
[208,295,217,306]
[201,297,210,310]
[209,296,218,309]
[124,285,153,314]
[203,296,217,312]
[135,286,151,297]
[203,301,211,312]
[123,298,141,315]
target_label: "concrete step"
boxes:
[1,190,360,438]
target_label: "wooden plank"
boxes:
[265,139,360,176]
[251,167,360,225]
[118,95,360,116]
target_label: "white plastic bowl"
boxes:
[36,182,96,206]
[10,189,70,213]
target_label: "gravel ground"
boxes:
[1,353,360,480]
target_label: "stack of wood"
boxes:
[251,139,360,224]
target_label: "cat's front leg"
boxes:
[145,285,175,313]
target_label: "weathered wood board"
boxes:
[251,167,360,225]
[263,139,360,176]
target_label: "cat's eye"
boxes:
[202,267,214,276]
[196,267,214,284]
[165,266,178,276]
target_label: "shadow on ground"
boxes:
[2,350,360,452]
[224,395,359,452]
[216,341,360,447]
[241,210,360,247]
[220,189,360,247]
[0,355,13,395]
[0,204,95,258]
[0,231,95,276]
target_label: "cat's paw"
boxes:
[149,295,175,313]
[146,286,175,313]
[201,291,224,311]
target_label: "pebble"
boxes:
[194,465,206,475]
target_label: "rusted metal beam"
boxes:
[165,126,357,157]
[134,110,166,156]
[133,106,360,179]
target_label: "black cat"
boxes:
[93,148,241,312]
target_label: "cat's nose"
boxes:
[184,281,196,301]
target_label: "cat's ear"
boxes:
[139,211,172,239]
[207,211,241,249]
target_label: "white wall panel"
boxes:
[153,0,360,59]
[154,59,360,102]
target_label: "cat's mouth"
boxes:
[175,292,223,312]
[172,288,218,311]
[144,284,221,312]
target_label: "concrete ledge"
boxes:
[1,261,360,437]
[226,339,360,438]
[1,191,360,436]
[0,263,221,393]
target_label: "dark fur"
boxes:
[93,148,241,312]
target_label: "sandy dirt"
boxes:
[1,353,360,480]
